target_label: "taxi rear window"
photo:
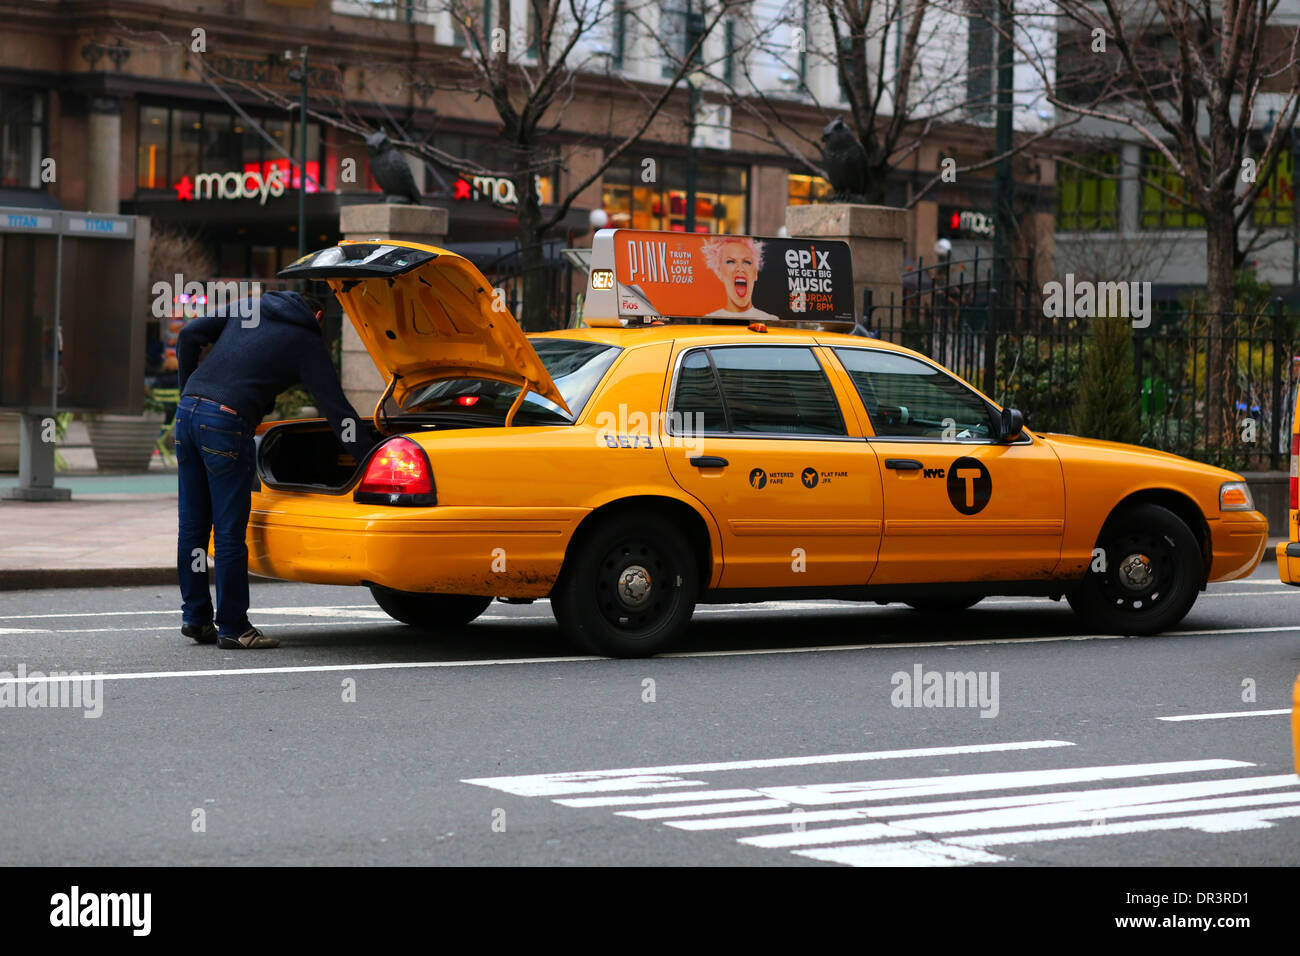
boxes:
[402,339,620,424]
[672,345,846,436]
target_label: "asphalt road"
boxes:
[1,566,1297,867]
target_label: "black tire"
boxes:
[1066,503,1202,635]
[551,513,699,657]
[369,586,493,628]
[904,596,982,614]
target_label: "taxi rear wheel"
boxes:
[369,586,493,629]
[1066,503,1202,635]
[551,514,699,658]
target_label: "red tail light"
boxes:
[1291,433,1298,510]
[354,437,436,506]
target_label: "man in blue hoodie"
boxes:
[175,290,374,649]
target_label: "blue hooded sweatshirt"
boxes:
[177,290,374,460]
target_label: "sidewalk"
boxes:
[0,470,1287,590]
[0,472,178,589]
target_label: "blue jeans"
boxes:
[175,395,256,639]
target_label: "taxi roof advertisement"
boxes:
[607,230,855,325]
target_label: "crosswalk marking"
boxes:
[464,744,1300,866]
[462,740,1074,797]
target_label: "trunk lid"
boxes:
[279,240,568,413]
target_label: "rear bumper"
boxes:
[1208,511,1268,582]
[1277,541,1300,586]
[246,493,587,597]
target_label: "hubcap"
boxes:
[617,564,653,608]
[1117,553,1154,591]
[594,538,678,633]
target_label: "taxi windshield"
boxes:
[401,338,620,424]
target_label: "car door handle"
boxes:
[884,458,923,471]
[690,456,729,468]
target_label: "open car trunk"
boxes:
[257,417,499,493]
[257,420,366,492]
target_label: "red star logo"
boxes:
[453,177,471,200]
[174,175,194,201]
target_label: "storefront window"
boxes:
[1057,152,1120,231]
[0,87,45,190]
[135,103,327,196]
[788,173,831,206]
[137,105,168,189]
[1140,148,1205,230]
[200,112,237,173]
[602,156,748,233]
[1253,148,1294,228]
[170,109,201,185]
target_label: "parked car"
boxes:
[252,238,1268,657]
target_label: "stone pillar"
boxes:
[86,98,122,214]
[751,166,789,236]
[785,203,907,327]
[337,204,449,415]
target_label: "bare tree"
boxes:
[214,1,736,330]
[1041,0,1300,318]
[693,0,1070,210]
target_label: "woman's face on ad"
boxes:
[715,241,758,310]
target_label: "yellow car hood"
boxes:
[279,240,568,413]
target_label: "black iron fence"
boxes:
[867,254,1300,472]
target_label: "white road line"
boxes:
[799,801,1300,865]
[0,605,378,621]
[738,773,1294,850]
[617,799,788,820]
[1157,708,1291,721]
[796,841,1006,867]
[556,789,763,808]
[753,760,1251,807]
[462,741,1075,798]
[0,655,601,684]
[3,619,1298,680]
[669,767,1284,831]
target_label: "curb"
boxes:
[0,568,175,591]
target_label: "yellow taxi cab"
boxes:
[251,230,1268,657]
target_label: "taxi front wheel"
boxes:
[551,514,699,658]
[1066,503,1202,635]
[369,586,493,629]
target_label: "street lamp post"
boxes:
[685,77,698,234]
[285,45,308,259]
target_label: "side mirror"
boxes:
[999,407,1024,442]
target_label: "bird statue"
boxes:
[364,130,423,205]
[820,117,869,203]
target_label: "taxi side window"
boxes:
[672,346,845,436]
[834,348,995,440]
[673,350,728,433]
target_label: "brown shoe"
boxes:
[217,627,279,649]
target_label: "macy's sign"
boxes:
[174,168,286,204]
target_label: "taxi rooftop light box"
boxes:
[584,229,855,327]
